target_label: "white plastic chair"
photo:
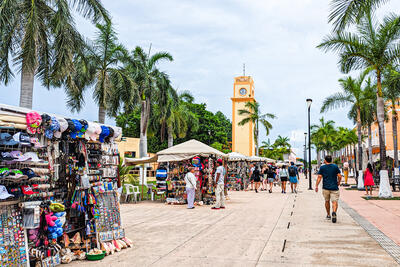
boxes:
[146,184,155,201]
[124,184,140,203]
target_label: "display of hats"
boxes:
[10,151,31,162]
[112,127,122,140]
[23,152,45,163]
[77,120,88,138]
[99,126,110,143]
[85,122,97,141]
[13,132,31,146]
[44,117,60,139]
[54,117,68,138]
[26,111,42,134]
[0,185,14,199]
[21,168,39,179]
[69,119,82,139]
[105,127,114,143]
[0,133,18,146]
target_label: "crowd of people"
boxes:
[246,162,302,194]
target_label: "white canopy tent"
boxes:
[228,152,248,161]
[156,139,228,162]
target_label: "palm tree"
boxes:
[328,0,389,31]
[238,101,276,156]
[318,12,400,170]
[64,22,134,123]
[0,0,109,109]
[125,46,173,158]
[321,72,374,171]
[311,118,337,166]
[384,68,400,168]
[274,136,291,150]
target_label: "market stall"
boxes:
[140,139,227,205]
[0,104,132,266]
[227,152,249,191]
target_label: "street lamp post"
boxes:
[304,132,307,179]
[307,99,313,190]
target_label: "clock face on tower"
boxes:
[239,88,247,96]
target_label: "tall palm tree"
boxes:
[0,0,109,109]
[318,12,400,170]
[64,22,134,123]
[274,136,291,150]
[124,46,173,158]
[328,0,390,31]
[321,73,374,171]
[311,118,337,166]
[238,101,276,156]
[384,67,400,168]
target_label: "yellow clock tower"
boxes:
[231,76,255,157]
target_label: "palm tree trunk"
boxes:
[376,73,387,170]
[356,109,363,171]
[19,66,35,109]
[392,112,398,168]
[139,99,150,158]
[98,105,106,124]
[368,124,373,165]
[167,125,173,148]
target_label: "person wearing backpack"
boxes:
[288,162,299,193]
[279,165,289,193]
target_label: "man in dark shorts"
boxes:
[315,155,342,223]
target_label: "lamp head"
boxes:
[306,98,312,108]
[304,132,307,136]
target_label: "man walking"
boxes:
[288,162,299,193]
[212,159,226,210]
[315,155,342,223]
[184,167,197,209]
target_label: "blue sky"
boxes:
[1,0,400,158]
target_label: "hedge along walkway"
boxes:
[67,177,397,267]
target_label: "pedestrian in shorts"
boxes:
[315,155,342,223]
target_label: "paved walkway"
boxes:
[340,177,400,246]
[69,178,398,266]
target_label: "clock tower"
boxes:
[231,76,255,156]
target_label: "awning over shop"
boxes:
[125,155,158,165]
[228,152,248,161]
[156,139,228,162]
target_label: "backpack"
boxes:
[288,166,296,177]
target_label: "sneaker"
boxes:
[255,189,258,193]
[211,207,220,210]
[326,215,331,220]
[294,189,297,194]
[269,189,272,193]
[332,212,337,223]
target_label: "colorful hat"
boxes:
[54,117,68,138]
[26,111,42,134]
[99,126,110,143]
[21,168,39,179]
[23,152,44,162]
[77,120,88,138]
[112,127,122,140]
[0,152,14,161]
[10,151,31,161]
[69,119,82,139]
[85,122,97,141]
[0,185,14,199]
[0,133,18,146]
[13,132,31,146]
[44,117,60,139]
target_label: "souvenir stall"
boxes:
[227,152,249,191]
[0,104,132,267]
[156,139,228,205]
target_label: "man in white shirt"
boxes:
[212,159,226,210]
[185,167,197,209]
